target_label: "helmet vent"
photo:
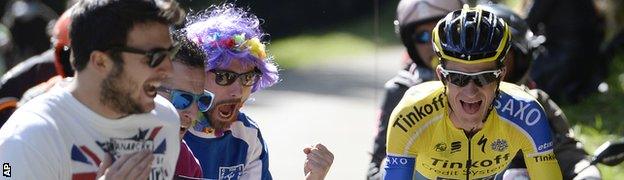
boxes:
[465,23,475,51]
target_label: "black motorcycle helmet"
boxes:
[1,0,58,69]
[395,0,464,67]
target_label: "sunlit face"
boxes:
[414,21,438,69]
[159,61,205,139]
[438,61,505,126]
[204,60,254,131]
[100,22,173,115]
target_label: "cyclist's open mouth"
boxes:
[216,103,238,120]
[460,100,482,114]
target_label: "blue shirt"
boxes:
[184,112,271,180]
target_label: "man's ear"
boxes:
[89,50,115,75]
[435,65,445,84]
[499,66,507,81]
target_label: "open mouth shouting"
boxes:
[216,102,238,121]
[180,126,188,133]
[460,100,482,114]
[206,98,243,130]
[144,81,161,98]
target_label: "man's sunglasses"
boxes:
[108,42,181,68]
[439,67,502,87]
[209,69,261,86]
[157,87,214,112]
[413,31,432,44]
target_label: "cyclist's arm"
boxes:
[383,111,417,180]
[383,154,416,180]
[371,82,410,167]
[383,84,432,180]
[383,94,417,179]
[524,150,562,179]
[518,103,563,179]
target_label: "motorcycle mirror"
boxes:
[591,138,624,166]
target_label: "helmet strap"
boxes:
[484,80,503,123]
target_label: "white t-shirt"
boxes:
[0,84,180,180]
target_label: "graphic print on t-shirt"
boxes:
[70,126,168,180]
[219,164,244,180]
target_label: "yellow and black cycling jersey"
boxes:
[384,81,562,180]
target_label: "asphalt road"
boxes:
[242,46,404,179]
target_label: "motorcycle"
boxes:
[572,138,624,179]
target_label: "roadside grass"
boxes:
[269,33,375,69]
[573,125,623,179]
[269,0,399,70]
[561,53,624,179]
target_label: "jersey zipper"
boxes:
[466,136,472,180]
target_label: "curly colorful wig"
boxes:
[183,4,279,92]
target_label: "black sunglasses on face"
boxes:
[209,69,261,86]
[413,31,432,44]
[440,67,502,87]
[108,42,181,68]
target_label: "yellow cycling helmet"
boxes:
[432,4,511,66]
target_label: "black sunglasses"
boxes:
[209,69,261,86]
[108,42,181,68]
[440,67,502,87]
[413,31,432,44]
[157,87,214,112]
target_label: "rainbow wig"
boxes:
[183,4,279,92]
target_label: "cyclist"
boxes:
[369,1,464,178]
[0,0,186,179]
[384,5,562,179]
[373,1,597,179]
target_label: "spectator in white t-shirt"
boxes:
[0,0,186,179]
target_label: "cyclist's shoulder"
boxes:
[388,81,446,136]
[496,83,546,119]
[496,83,546,117]
[403,81,444,99]
[392,81,445,115]
[498,82,539,100]
[495,83,553,153]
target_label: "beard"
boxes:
[206,98,242,131]
[100,62,145,116]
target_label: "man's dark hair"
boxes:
[172,30,205,68]
[69,0,184,72]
